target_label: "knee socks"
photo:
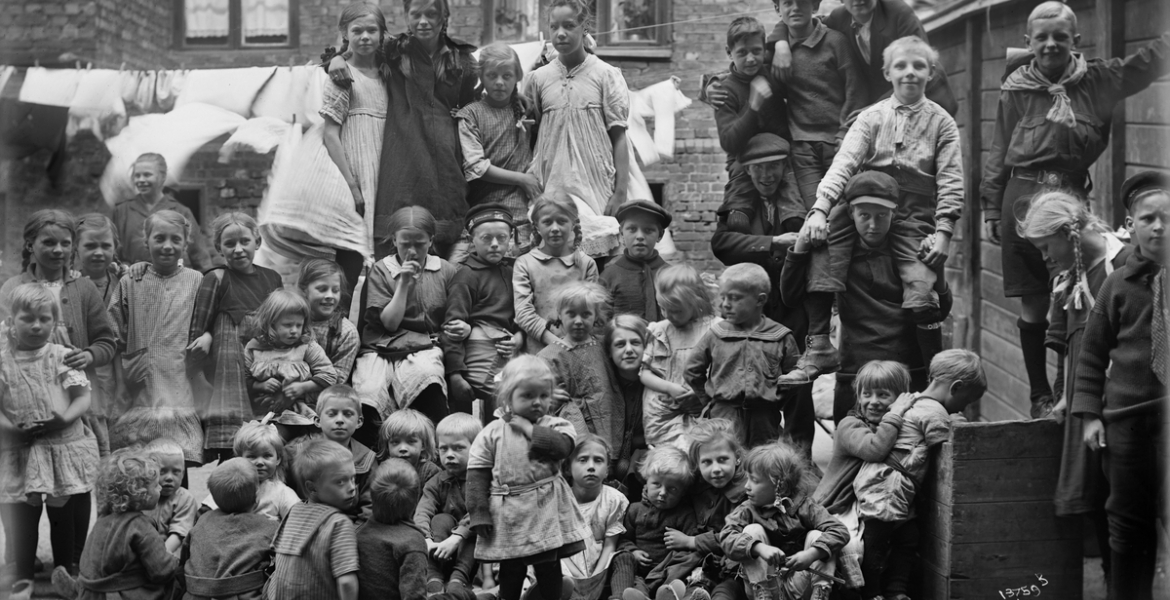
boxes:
[47,492,91,572]
[1,502,41,581]
[1017,318,1052,402]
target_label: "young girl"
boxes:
[562,434,628,600]
[378,407,442,485]
[604,314,648,485]
[537,282,623,462]
[0,284,101,600]
[75,213,126,457]
[74,448,177,600]
[298,259,360,390]
[526,0,630,219]
[201,421,302,520]
[466,355,589,600]
[112,153,214,272]
[514,192,599,355]
[107,210,205,465]
[640,264,718,448]
[352,207,458,425]
[187,212,283,463]
[456,43,541,252]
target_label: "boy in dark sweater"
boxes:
[600,200,672,321]
[1072,171,1170,600]
[356,459,429,600]
[287,385,375,523]
[414,413,482,596]
[443,204,522,415]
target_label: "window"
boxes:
[488,0,543,43]
[177,0,298,49]
[594,0,670,47]
[483,0,671,54]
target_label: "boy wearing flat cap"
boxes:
[443,203,524,415]
[600,200,673,320]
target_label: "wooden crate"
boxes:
[920,420,1083,599]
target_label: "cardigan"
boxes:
[0,267,117,370]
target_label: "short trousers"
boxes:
[998,176,1076,297]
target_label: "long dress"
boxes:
[109,265,205,463]
[319,66,387,249]
[538,339,624,461]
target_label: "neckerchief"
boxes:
[1002,53,1089,128]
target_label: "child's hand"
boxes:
[519,173,544,202]
[283,381,314,401]
[327,57,352,84]
[801,210,828,246]
[26,411,70,436]
[551,387,571,412]
[632,549,653,567]
[664,528,696,551]
[63,348,94,371]
[187,333,213,359]
[1083,416,1107,450]
[259,379,282,395]
[432,535,463,562]
[399,259,423,281]
[494,332,521,358]
[783,549,819,572]
[889,392,919,417]
[748,76,773,112]
[443,320,471,342]
[703,78,729,110]
[771,232,800,250]
[753,543,785,567]
[508,414,534,438]
[473,524,493,538]
[1050,395,1067,424]
[771,41,793,81]
[349,184,365,217]
[605,189,628,218]
[984,219,1002,245]
[919,232,951,269]
[792,229,811,253]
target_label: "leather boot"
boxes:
[778,335,840,386]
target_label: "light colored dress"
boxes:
[563,485,628,600]
[513,248,599,355]
[108,265,205,463]
[320,67,387,250]
[244,339,337,425]
[467,413,588,561]
[0,342,100,503]
[526,54,630,216]
[642,315,719,448]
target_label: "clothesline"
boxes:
[592,7,779,37]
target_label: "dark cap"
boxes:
[465,203,515,231]
[739,133,790,166]
[1120,170,1170,211]
[614,199,672,228]
[844,171,900,209]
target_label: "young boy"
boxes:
[685,262,800,447]
[413,413,483,596]
[784,35,964,386]
[781,171,952,421]
[771,0,865,209]
[981,1,1169,418]
[179,458,278,600]
[719,443,848,600]
[201,422,301,521]
[288,385,374,522]
[145,439,198,555]
[600,200,672,321]
[444,203,523,414]
[268,439,360,600]
[612,446,699,600]
[357,459,429,600]
[1072,173,1170,600]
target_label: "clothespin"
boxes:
[75,60,81,70]
[85,62,92,71]
[119,61,126,72]
[33,58,39,68]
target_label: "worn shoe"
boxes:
[623,589,651,600]
[10,579,33,600]
[1030,394,1055,419]
[749,579,778,600]
[808,583,831,600]
[52,565,81,599]
[777,335,840,387]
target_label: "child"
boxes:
[603,315,651,486]
[267,439,360,600]
[201,421,301,521]
[352,206,458,425]
[685,263,800,447]
[600,200,672,321]
[466,355,589,600]
[444,204,524,413]
[298,259,360,390]
[75,213,126,457]
[611,445,698,600]
[0,283,101,599]
[69,449,177,600]
[187,212,283,463]
[112,152,215,272]
[526,0,630,218]
[514,192,600,355]
[982,1,1169,418]
[787,35,963,386]
[380,407,442,485]
[415,413,483,595]
[562,435,628,600]
[719,443,848,600]
[640,264,718,448]
[245,289,338,432]
[537,282,624,459]
[457,43,541,251]
[357,459,430,600]
[145,439,198,555]
[179,458,278,600]
[288,385,376,522]
[1072,173,1170,600]
[107,210,205,463]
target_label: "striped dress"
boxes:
[108,265,205,463]
[319,67,387,251]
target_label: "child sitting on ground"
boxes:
[179,458,278,600]
[379,407,442,485]
[719,443,848,600]
[600,201,673,321]
[202,421,300,520]
[357,459,429,600]
[144,439,197,555]
[562,435,629,600]
[685,263,800,447]
[612,446,699,600]
[414,412,483,596]
[268,439,360,600]
[287,385,375,522]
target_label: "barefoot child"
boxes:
[415,413,483,596]
[562,435,629,600]
[145,439,198,555]
[357,459,430,600]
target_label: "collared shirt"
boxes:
[684,318,800,405]
[853,19,872,65]
[362,253,457,343]
[512,248,599,353]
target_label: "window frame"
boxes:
[481,0,672,58]
[174,0,300,51]
[593,0,671,49]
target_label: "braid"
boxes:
[510,88,525,124]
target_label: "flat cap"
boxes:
[614,199,672,228]
[740,133,790,166]
[844,171,900,210]
[1120,170,1170,211]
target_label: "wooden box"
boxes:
[920,420,1083,599]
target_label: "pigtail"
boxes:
[1064,227,1094,311]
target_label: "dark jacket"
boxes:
[443,254,515,374]
[355,520,429,600]
[0,267,117,372]
[413,470,471,540]
[718,495,849,560]
[599,252,668,322]
[714,67,790,166]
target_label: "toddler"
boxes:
[179,458,278,600]
[380,407,443,485]
[685,263,800,447]
[600,200,672,321]
[719,443,847,600]
[145,439,198,554]
[297,259,360,391]
[268,439,360,600]
[288,385,375,521]
[415,413,483,595]
[467,355,589,600]
[202,421,300,521]
[562,435,628,600]
[357,459,429,600]
[112,152,215,271]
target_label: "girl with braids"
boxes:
[328,0,480,260]
[456,42,542,254]
[75,213,126,457]
[1018,189,1128,582]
